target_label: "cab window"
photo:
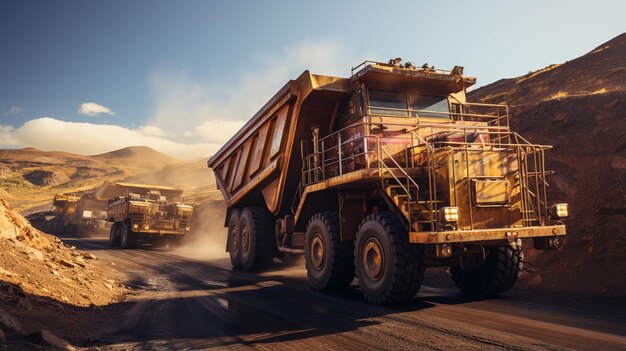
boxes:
[409,94,450,119]
[368,89,408,116]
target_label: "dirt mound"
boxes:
[0,199,126,330]
[0,199,126,306]
[0,189,17,201]
[0,199,129,348]
[469,33,626,300]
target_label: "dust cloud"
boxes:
[175,199,230,261]
[114,157,231,261]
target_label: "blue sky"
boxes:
[0,0,624,158]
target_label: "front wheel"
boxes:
[450,240,524,296]
[354,212,425,304]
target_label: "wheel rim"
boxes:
[363,237,384,281]
[230,226,239,252]
[241,226,249,254]
[310,233,325,270]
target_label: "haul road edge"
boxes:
[208,58,568,304]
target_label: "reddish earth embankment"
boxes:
[469,33,626,300]
[0,199,127,348]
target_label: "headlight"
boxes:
[440,207,459,222]
[555,203,568,218]
[132,224,139,230]
[143,225,150,230]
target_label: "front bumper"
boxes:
[408,225,566,244]
[135,229,188,236]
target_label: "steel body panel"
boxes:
[408,225,566,244]
[208,71,351,214]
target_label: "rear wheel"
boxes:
[109,222,120,247]
[120,222,138,249]
[239,207,276,271]
[305,212,354,291]
[450,240,524,296]
[355,212,425,304]
[227,210,242,268]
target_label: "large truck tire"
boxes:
[239,207,276,271]
[450,240,523,296]
[354,212,425,304]
[305,212,355,291]
[109,222,121,247]
[120,222,138,249]
[227,209,242,268]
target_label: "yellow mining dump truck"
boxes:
[208,59,568,303]
[52,193,80,234]
[106,184,193,249]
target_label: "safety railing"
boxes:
[351,60,453,76]
[364,101,509,129]
[297,114,551,229]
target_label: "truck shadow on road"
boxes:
[9,236,520,349]
[0,264,453,349]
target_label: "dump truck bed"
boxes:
[207,72,351,215]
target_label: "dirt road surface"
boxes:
[64,236,625,350]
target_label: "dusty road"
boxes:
[65,237,626,350]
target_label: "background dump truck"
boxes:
[106,184,193,249]
[208,59,568,303]
[52,193,80,234]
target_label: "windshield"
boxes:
[368,89,450,119]
[409,94,449,119]
[368,90,408,116]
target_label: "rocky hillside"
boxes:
[0,198,126,348]
[469,33,626,299]
[471,33,626,105]
[0,146,181,212]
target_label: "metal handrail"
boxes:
[351,60,453,76]
[364,105,507,122]
[379,143,420,199]
[299,118,552,229]
[409,130,437,227]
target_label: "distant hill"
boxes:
[92,146,181,172]
[468,33,626,300]
[122,157,222,206]
[0,146,182,212]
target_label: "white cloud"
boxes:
[4,106,23,116]
[0,118,215,160]
[147,38,359,145]
[137,125,167,137]
[0,125,17,145]
[0,39,363,161]
[78,102,115,116]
